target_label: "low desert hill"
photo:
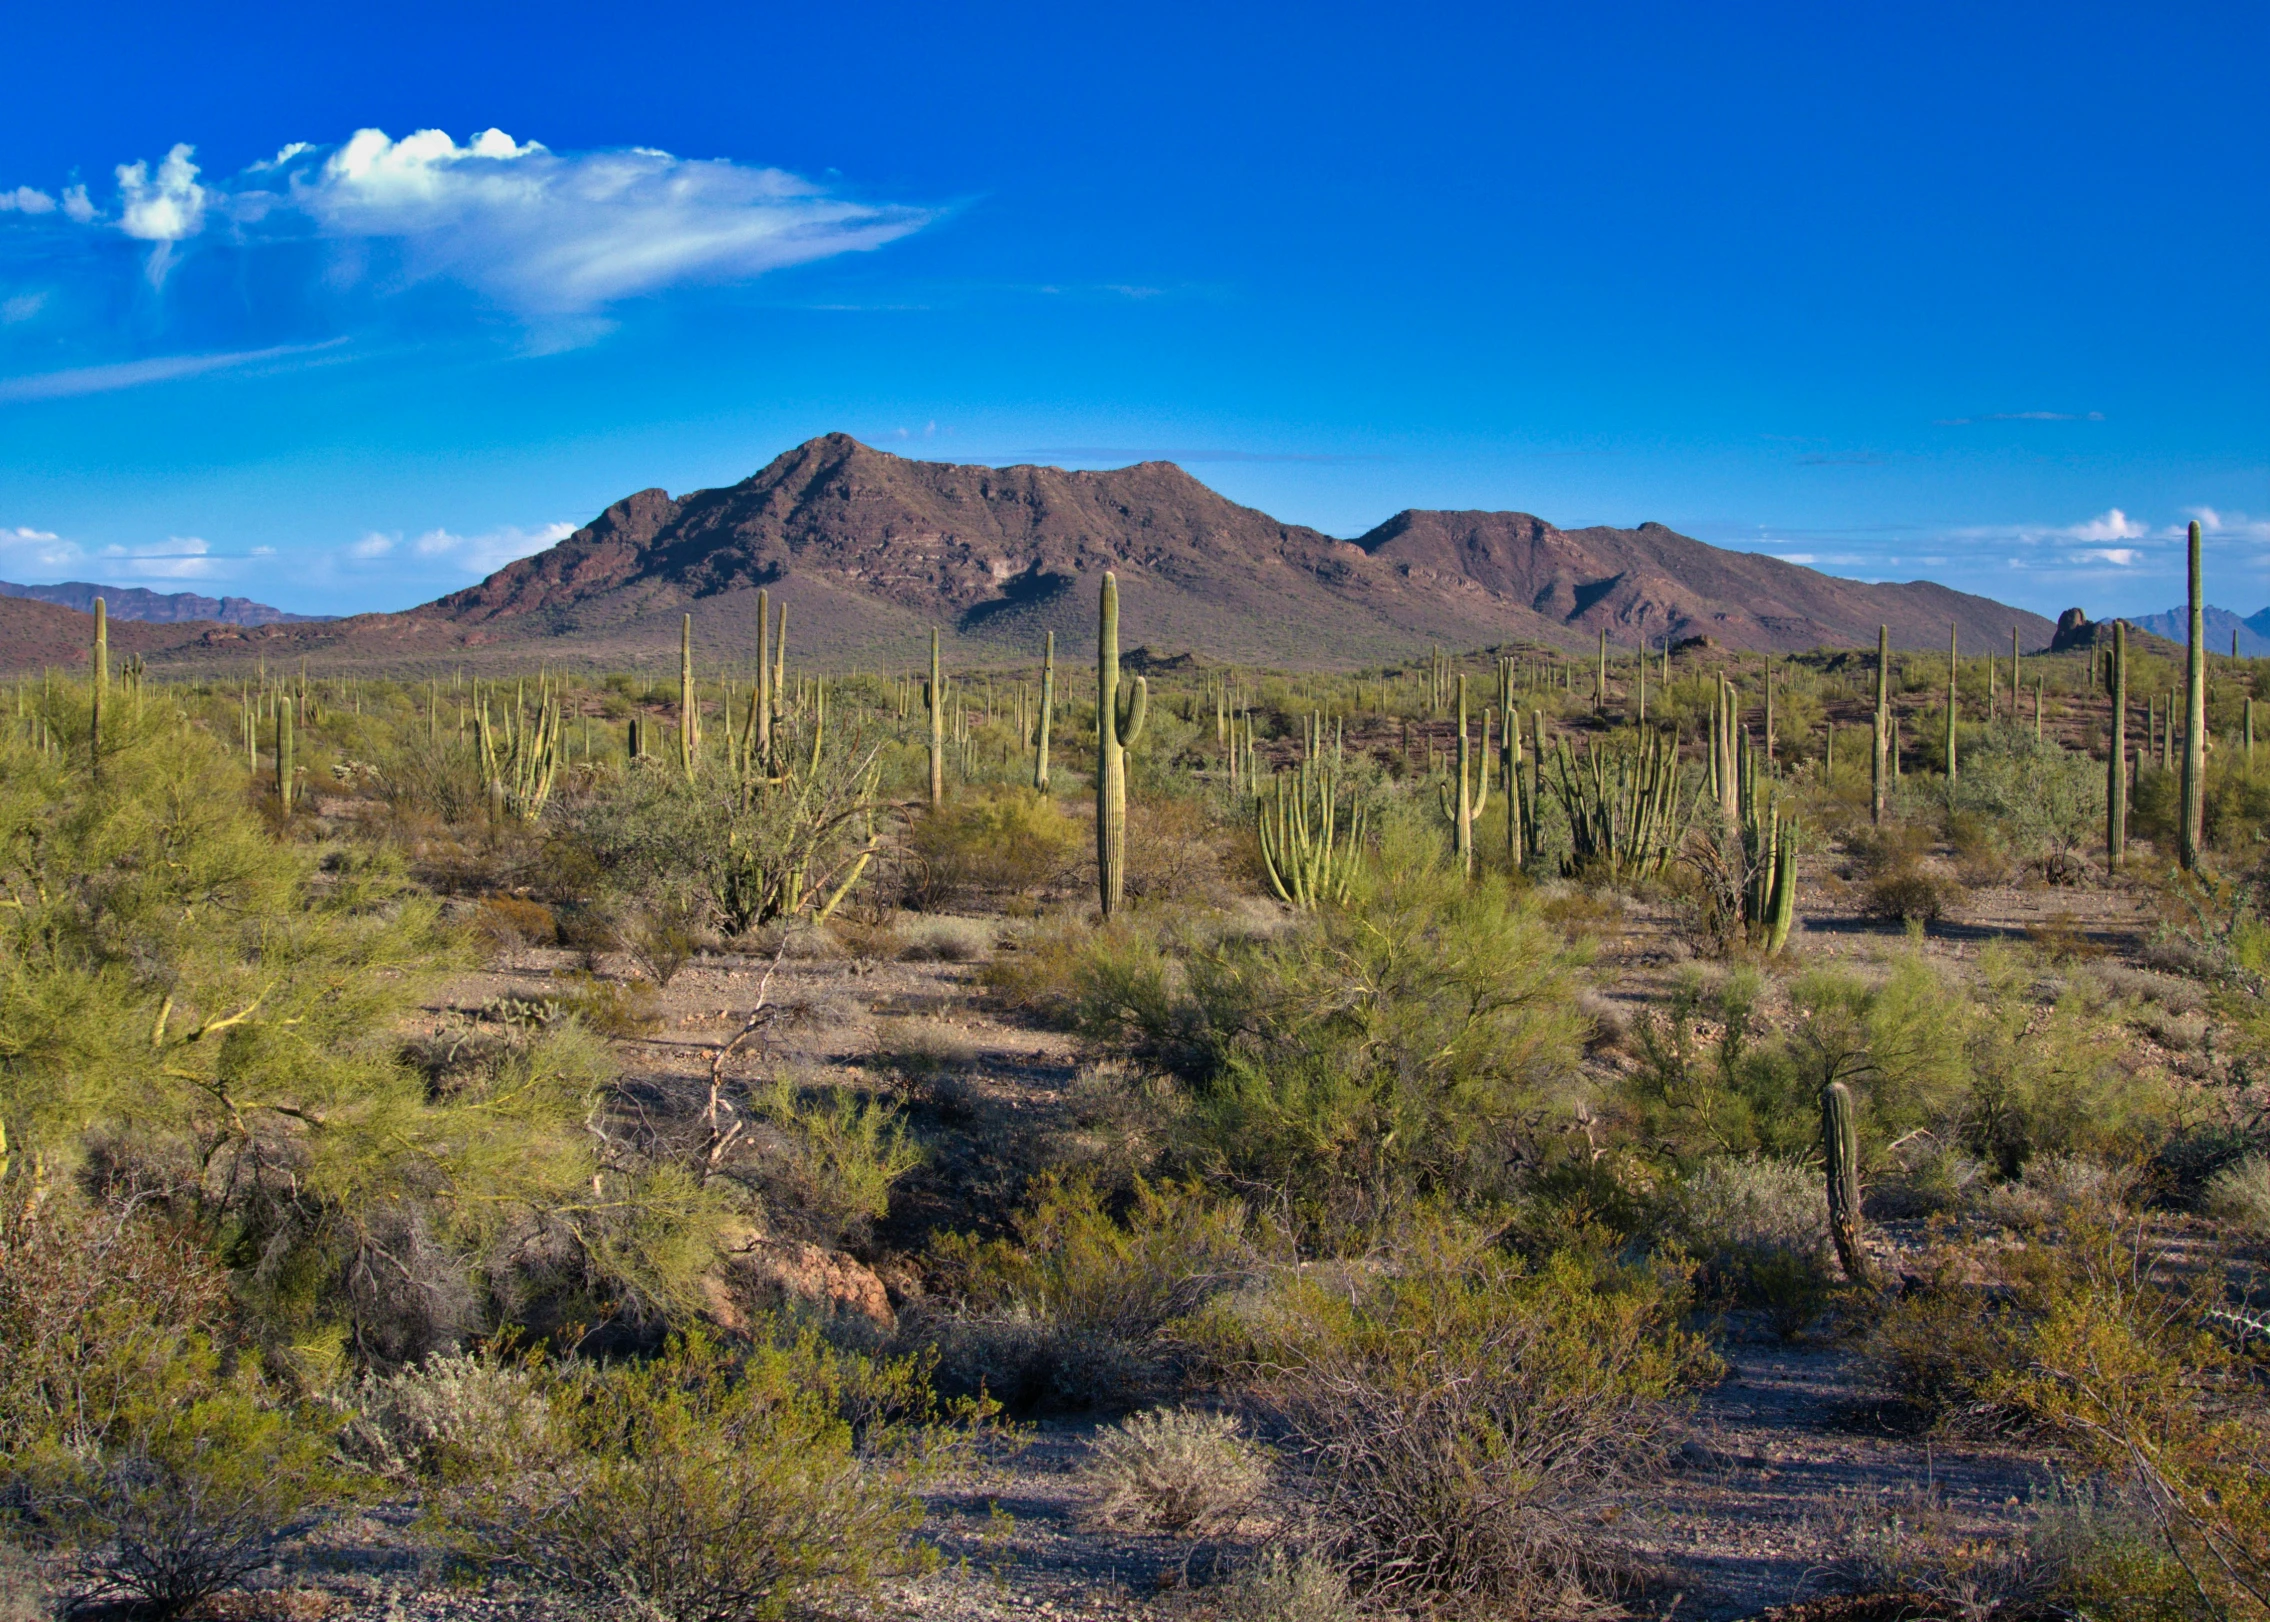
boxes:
[0,580,330,626]
[7,435,2059,675]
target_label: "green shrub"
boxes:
[2206,1154,2270,1239]
[1198,1225,1716,1612]
[928,1176,1252,1407]
[1656,1157,1833,1334]
[906,788,1079,904]
[435,1328,967,1622]
[0,1190,344,1620]
[750,1076,923,1248]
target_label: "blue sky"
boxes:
[1,0,2263,621]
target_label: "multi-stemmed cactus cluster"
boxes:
[1258,732,1365,910]
[475,680,563,821]
[1547,726,1684,883]
[1701,676,1796,954]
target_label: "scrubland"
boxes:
[2,625,2267,1622]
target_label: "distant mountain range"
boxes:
[0,580,330,627]
[0,435,2067,673]
[2124,605,2270,657]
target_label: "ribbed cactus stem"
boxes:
[1822,1080,1872,1287]
[1435,674,1490,877]
[772,600,789,718]
[90,597,107,780]
[2181,519,2204,870]
[679,614,696,778]
[1945,621,1958,797]
[925,628,944,807]
[753,588,773,775]
[276,691,295,812]
[1871,625,1889,826]
[1035,631,1055,792]
[1766,816,1798,955]
[1095,572,1147,916]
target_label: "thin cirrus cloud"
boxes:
[344,521,577,577]
[0,128,935,388]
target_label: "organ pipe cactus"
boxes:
[1821,1080,1872,1287]
[1705,674,1740,822]
[1436,675,1491,877]
[1548,725,1685,882]
[1035,631,1055,792]
[1095,572,1147,917]
[1735,724,1798,955]
[679,614,697,779]
[477,682,563,820]
[1258,754,1365,910]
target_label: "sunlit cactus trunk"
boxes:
[1871,625,1889,826]
[275,691,296,812]
[1944,621,1958,800]
[679,614,697,779]
[1821,1080,1872,1287]
[1035,631,1055,792]
[1095,572,1147,917]
[1436,674,1490,878]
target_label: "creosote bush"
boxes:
[1192,1222,1716,1614]
[434,1328,980,1622]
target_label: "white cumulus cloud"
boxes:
[10,127,932,324]
[2075,548,2141,567]
[116,144,206,242]
[2063,509,2145,544]
[0,187,56,214]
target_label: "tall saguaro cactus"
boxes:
[274,691,295,812]
[1095,572,1148,917]
[1034,631,1055,792]
[2107,621,2128,870]
[1437,674,1491,878]
[923,628,945,807]
[2181,519,2205,870]
[1944,622,1958,797]
[1871,624,1889,825]
[1821,1080,1873,1287]
[90,597,107,780]
[679,614,697,778]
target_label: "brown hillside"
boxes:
[0,597,217,672]
[33,434,2058,676]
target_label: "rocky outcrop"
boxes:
[701,1224,896,1332]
